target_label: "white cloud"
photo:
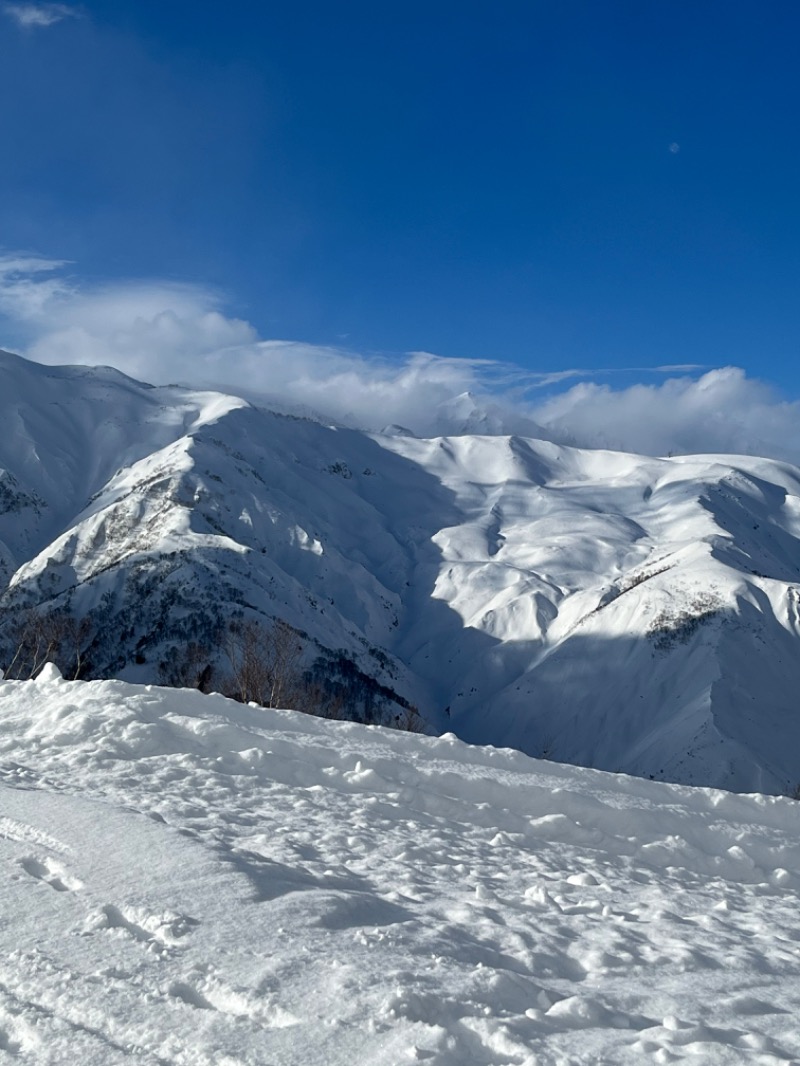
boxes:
[1,254,799,464]
[0,254,73,320]
[3,2,79,27]
[0,256,256,383]
[0,255,545,434]
[534,369,800,462]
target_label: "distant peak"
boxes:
[0,349,154,389]
[380,424,417,438]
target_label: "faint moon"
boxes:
[669,142,680,153]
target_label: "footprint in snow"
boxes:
[167,981,216,1011]
[18,855,83,892]
[167,976,299,1028]
[95,903,200,951]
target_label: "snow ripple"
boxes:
[0,675,799,1063]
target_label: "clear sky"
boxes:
[1,1,800,456]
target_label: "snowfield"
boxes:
[1,670,800,1064]
[7,348,800,792]
[6,350,800,791]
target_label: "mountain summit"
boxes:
[2,350,800,793]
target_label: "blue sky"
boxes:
[1,1,800,454]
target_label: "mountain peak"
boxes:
[0,353,799,792]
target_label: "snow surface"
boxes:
[1,671,800,1063]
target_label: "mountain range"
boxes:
[2,348,800,794]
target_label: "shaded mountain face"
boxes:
[3,349,800,793]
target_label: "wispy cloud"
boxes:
[0,254,72,319]
[515,364,709,391]
[3,2,79,28]
[0,254,798,463]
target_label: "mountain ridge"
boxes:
[2,350,800,792]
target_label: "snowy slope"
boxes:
[1,671,800,1064]
[0,350,245,586]
[380,434,800,793]
[3,349,800,791]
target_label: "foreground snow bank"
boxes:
[0,672,799,1064]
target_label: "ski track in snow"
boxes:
[0,671,798,1062]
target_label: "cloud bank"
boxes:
[1,253,799,464]
[3,2,78,28]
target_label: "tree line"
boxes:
[1,608,425,732]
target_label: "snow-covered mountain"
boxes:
[2,670,800,1063]
[3,349,800,793]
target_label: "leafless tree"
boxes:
[4,610,91,680]
[265,620,304,708]
[290,680,348,720]
[394,705,426,733]
[223,619,304,708]
[158,641,214,691]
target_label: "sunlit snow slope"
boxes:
[3,350,800,792]
[1,672,800,1064]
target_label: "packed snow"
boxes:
[1,669,800,1063]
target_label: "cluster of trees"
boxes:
[2,609,91,681]
[160,617,425,731]
[223,619,306,708]
[0,605,425,733]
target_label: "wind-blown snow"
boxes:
[1,672,799,1063]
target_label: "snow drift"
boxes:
[1,671,800,1063]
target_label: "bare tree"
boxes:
[265,620,303,708]
[394,705,426,733]
[158,641,214,691]
[224,620,272,704]
[4,610,91,680]
[290,680,349,720]
[223,619,304,708]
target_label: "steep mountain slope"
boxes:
[383,434,800,792]
[2,349,800,792]
[0,349,246,586]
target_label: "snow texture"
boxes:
[0,674,800,1063]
